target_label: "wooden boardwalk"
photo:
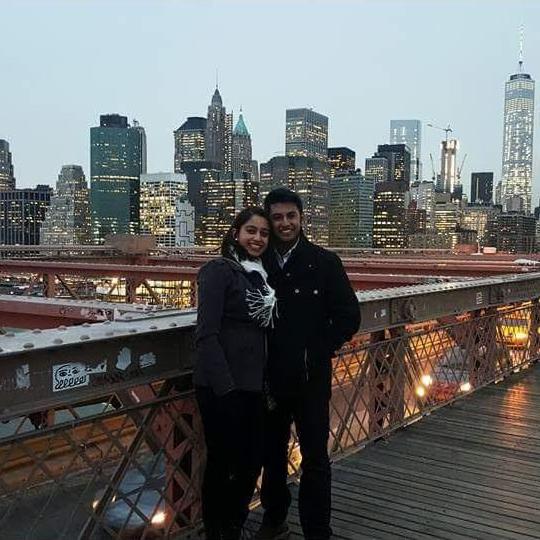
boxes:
[248,364,540,539]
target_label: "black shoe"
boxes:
[253,520,290,540]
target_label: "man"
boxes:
[256,188,361,540]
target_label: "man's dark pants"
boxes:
[260,381,332,540]
[196,388,263,540]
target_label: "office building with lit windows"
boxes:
[486,212,536,253]
[390,120,422,182]
[328,147,355,177]
[90,114,146,243]
[0,140,16,191]
[182,161,220,244]
[260,156,290,201]
[329,170,374,248]
[365,156,389,184]
[365,144,411,186]
[41,165,90,245]
[462,204,500,246]
[205,88,227,169]
[200,171,259,247]
[501,61,535,214]
[140,173,188,247]
[410,181,436,228]
[372,181,409,249]
[285,108,328,162]
[0,185,52,245]
[260,155,329,244]
[174,117,206,173]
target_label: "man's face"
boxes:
[269,202,302,244]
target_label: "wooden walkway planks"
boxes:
[247,365,540,539]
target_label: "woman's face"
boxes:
[235,215,270,258]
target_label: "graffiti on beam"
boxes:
[52,361,107,392]
[139,352,156,369]
[116,347,132,371]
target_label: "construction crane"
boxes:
[456,153,468,181]
[429,153,437,182]
[427,123,453,141]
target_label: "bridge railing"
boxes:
[1,274,540,539]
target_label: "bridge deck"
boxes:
[248,364,540,539]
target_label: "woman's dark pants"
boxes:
[196,387,263,540]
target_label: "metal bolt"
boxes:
[129,328,137,334]
[53,338,63,345]
[82,323,91,328]
[32,329,42,334]
[150,325,158,330]
[169,322,177,327]
[80,335,90,341]
[23,343,34,349]
[58,326,67,331]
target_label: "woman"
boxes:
[195,207,276,540]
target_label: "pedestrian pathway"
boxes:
[247,364,540,539]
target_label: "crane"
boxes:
[427,123,453,141]
[429,153,437,182]
[456,153,468,181]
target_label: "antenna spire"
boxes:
[518,25,524,72]
[216,68,219,89]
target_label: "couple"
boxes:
[194,188,361,540]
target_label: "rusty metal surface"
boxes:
[1,278,540,538]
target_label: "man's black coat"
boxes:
[263,234,361,397]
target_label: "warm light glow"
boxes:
[460,382,472,392]
[514,331,528,342]
[420,374,433,387]
[151,511,166,525]
[415,385,426,398]
[92,500,98,510]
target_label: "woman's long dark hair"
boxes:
[221,206,270,261]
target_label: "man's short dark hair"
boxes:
[264,187,303,214]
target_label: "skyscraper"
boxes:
[390,120,422,182]
[439,139,460,198]
[285,108,328,162]
[132,119,147,175]
[329,170,374,248]
[224,112,233,173]
[260,155,329,244]
[200,171,259,247]
[372,181,409,249]
[232,112,252,177]
[0,140,15,191]
[260,156,290,201]
[410,181,436,229]
[501,49,535,214]
[90,114,145,243]
[173,117,206,173]
[0,185,52,245]
[41,165,90,245]
[470,172,494,205]
[487,212,536,253]
[205,88,226,168]
[182,161,221,245]
[328,147,356,177]
[366,144,411,186]
[364,155,389,184]
[140,173,188,247]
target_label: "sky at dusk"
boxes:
[2,0,540,201]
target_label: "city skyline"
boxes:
[1,1,539,203]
